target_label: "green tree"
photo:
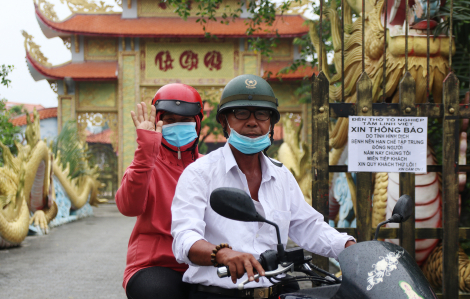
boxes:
[165,0,314,65]
[435,0,470,95]
[51,121,93,179]
[8,104,26,118]
[1,65,13,88]
[0,65,21,166]
[198,91,225,154]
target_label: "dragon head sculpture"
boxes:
[25,109,41,146]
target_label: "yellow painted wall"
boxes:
[122,55,138,172]
[78,82,117,108]
[61,98,73,125]
[85,38,118,61]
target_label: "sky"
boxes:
[0,0,120,108]
[0,0,318,109]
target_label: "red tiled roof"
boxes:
[6,102,45,113]
[36,7,308,38]
[11,107,57,126]
[86,128,112,144]
[262,61,317,81]
[27,52,117,81]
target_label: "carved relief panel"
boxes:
[141,38,239,85]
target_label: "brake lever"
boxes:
[237,263,294,290]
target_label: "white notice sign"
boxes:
[348,116,427,173]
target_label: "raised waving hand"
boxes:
[131,102,163,133]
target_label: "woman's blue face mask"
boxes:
[162,122,197,148]
[226,118,271,154]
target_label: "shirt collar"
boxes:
[222,142,238,174]
[259,151,275,183]
[222,143,275,182]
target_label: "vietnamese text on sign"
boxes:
[348,116,428,173]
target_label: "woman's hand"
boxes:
[131,102,163,133]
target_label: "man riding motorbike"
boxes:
[171,75,355,299]
[116,83,204,299]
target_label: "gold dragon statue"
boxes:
[277,115,312,205]
[0,109,105,248]
[0,109,57,247]
[299,0,467,291]
[52,144,106,211]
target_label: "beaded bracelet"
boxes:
[210,243,232,267]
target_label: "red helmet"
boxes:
[152,83,204,120]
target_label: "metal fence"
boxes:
[310,0,468,297]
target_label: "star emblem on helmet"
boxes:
[245,79,257,89]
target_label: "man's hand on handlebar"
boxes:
[188,240,266,284]
[217,248,265,284]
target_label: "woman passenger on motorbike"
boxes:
[116,84,204,299]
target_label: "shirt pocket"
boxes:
[254,209,291,253]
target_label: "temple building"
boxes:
[25,0,314,191]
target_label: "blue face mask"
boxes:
[226,120,271,155]
[162,122,198,148]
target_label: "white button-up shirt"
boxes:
[171,143,354,289]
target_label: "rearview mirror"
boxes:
[390,194,413,223]
[210,187,266,222]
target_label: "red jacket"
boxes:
[116,129,201,290]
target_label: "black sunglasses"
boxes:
[232,108,272,121]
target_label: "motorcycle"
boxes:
[210,187,437,299]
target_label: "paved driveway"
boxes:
[0,204,135,299]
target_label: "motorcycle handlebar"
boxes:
[217,257,264,278]
[217,265,230,278]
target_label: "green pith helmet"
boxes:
[216,74,280,124]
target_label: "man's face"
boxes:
[161,113,196,125]
[220,107,271,138]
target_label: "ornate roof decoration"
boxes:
[36,0,59,21]
[48,80,58,93]
[61,37,71,50]
[114,0,122,8]
[22,30,52,67]
[60,0,114,14]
